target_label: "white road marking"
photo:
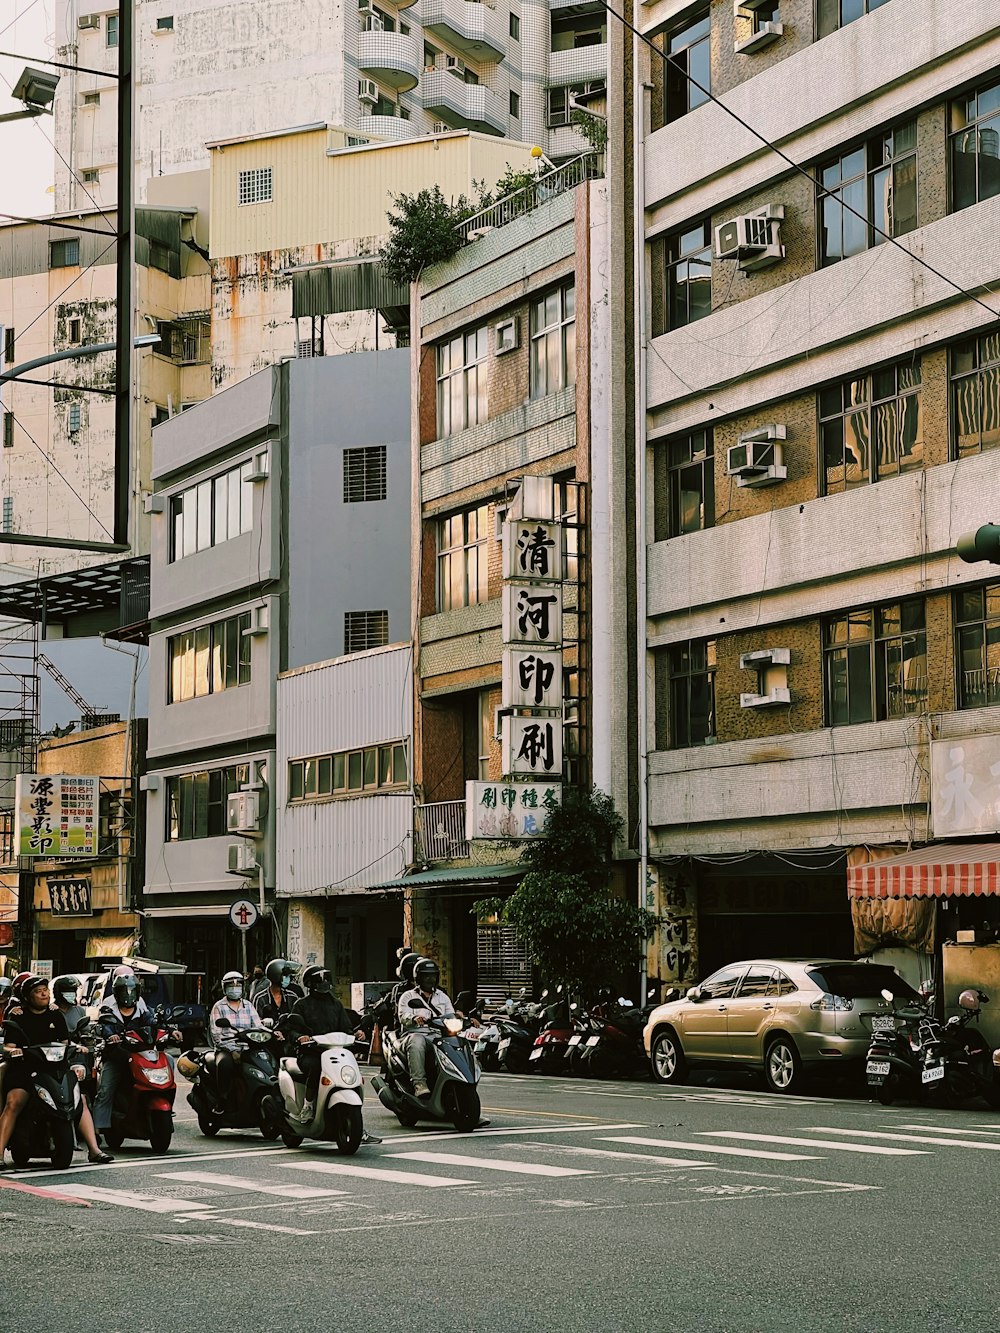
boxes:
[386,1152,593,1178]
[600,1136,819,1162]
[158,1171,349,1199]
[895,1123,1000,1138]
[811,1126,1000,1151]
[57,1185,211,1213]
[698,1132,928,1157]
[178,1215,317,1235]
[282,1161,476,1188]
[381,1122,645,1144]
[532,1144,712,1168]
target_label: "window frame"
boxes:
[237,167,273,207]
[954,585,1000,710]
[167,610,253,703]
[950,331,1000,460]
[165,763,249,841]
[436,503,490,612]
[663,220,712,332]
[344,609,390,654]
[950,75,1000,213]
[816,0,891,40]
[105,12,119,46]
[50,238,81,269]
[662,428,714,538]
[435,325,488,437]
[818,358,923,494]
[343,445,387,504]
[667,638,716,749]
[816,120,918,268]
[529,282,576,400]
[663,9,710,125]
[288,740,408,803]
[169,459,255,561]
[823,599,927,726]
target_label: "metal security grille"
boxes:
[344,609,388,654]
[237,167,273,207]
[2,497,12,533]
[476,925,532,1003]
[343,446,387,503]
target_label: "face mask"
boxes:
[225,985,243,1001]
[57,992,75,1007]
[280,976,290,989]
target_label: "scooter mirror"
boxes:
[880,989,894,1003]
[407,998,425,1008]
[216,1016,232,1028]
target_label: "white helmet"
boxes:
[222,970,244,1001]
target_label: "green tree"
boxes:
[474,788,657,997]
[570,109,608,155]
[378,184,475,287]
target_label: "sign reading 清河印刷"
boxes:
[16,774,99,858]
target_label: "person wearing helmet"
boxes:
[49,976,113,1165]
[0,976,11,1023]
[93,969,150,1135]
[207,970,266,1112]
[246,964,267,1002]
[253,959,302,1027]
[397,957,456,1099]
[0,976,71,1168]
[285,966,364,1114]
[2,971,34,1023]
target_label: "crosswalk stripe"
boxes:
[59,1185,211,1213]
[282,1161,475,1188]
[158,1171,350,1199]
[896,1123,1000,1138]
[386,1151,593,1178]
[599,1136,819,1162]
[534,1144,711,1168]
[698,1132,927,1157]
[811,1127,1000,1151]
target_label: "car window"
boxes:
[769,971,797,997]
[806,964,919,1002]
[699,966,746,1000]
[736,967,775,998]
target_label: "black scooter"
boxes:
[1,1018,81,1169]
[372,1000,482,1131]
[181,1016,282,1139]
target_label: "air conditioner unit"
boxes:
[366,14,384,30]
[359,79,378,103]
[725,427,787,488]
[227,842,259,875]
[227,790,262,836]
[445,55,464,72]
[432,121,449,134]
[77,13,100,29]
[142,492,164,514]
[714,206,785,271]
[495,318,519,354]
[734,20,784,54]
[242,604,270,637]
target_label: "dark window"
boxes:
[509,90,520,118]
[770,971,796,997]
[950,76,1000,212]
[68,318,82,343]
[817,0,891,39]
[663,221,712,331]
[550,10,607,51]
[3,327,14,363]
[806,963,918,1001]
[817,121,917,266]
[699,965,745,1000]
[106,13,118,46]
[68,402,81,433]
[156,15,174,30]
[819,359,922,493]
[288,741,407,802]
[344,609,389,654]
[149,239,172,273]
[509,12,519,39]
[736,967,776,999]
[824,600,926,725]
[166,763,249,841]
[951,330,1000,459]
[663,429,714,537]
[664,10,710,124]
[955,585,1000,709]
[50,238,80,268]
[2,413,12,449]
[668,638,716,748]
[547,81,605,128]
[168,611,252,702]
[343,445,387,503]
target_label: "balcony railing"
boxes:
[414,800,470,862]
[456,152,603,242]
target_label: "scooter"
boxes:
[528,989,577,1072]
[181,1016,282,1139]
[495,990,545,1074]
[864,988,927,1105]
[99,1007,180,1153]
[938,989,1000,1108]
[372,1000,482,1131]
[577,997,653,1080]
[261,1029,366,1154]
[0,1019,81,1169]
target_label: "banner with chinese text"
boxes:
[16,774,99,857]
[466,781,562,840]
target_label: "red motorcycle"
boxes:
[100,1008,181,1153]
[527,989,577,1073]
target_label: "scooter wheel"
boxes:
[332,1104,364,1155]
[10,1145,29,1168]
[259,1122,282,1141]
[444,1083,480,1132]
[395,1106,420,1128]
[149,1110,173,1154]
[50,1121,75,1170]
[876,1076,896,1106]
[281,1130,304,1149]
[500,1048,530,1075]
[197,1111,222,1137]
[103,1131,125,1151]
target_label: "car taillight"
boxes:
[810,993,853,1012]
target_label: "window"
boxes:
[509,12,519,39]
[82,91,100,106]
[955,585,1000,709]
[424,42,439,69]
[663,429,714,536]
[167,611,252,702]
[156,15,174,30]
[952,330,1000,459]
[68,403,82,433]
[169,459,255,560]
[662,221,712,331]
[736,967,776,999]
[436,326,487,436]
[149,239,172,273]
[288,741,407,802]
[550,10,607,51]
[68,318,82,343]
[529,283,575,399]
[4,328,15,363]
[554,476,579,581]
[664,10,710,124]
[1,497,11,534]
[50,238,80,268]
[106,13,118,46]
[824,600,927,725]
[817,0,890,38]
[563,664,582,786]
[699,965,745,1000]
[81,169,100,185]
[547,81,605,128]
[668,638,716,747]
[238,167,273,206]
[344,610,389,653]
[509,90,520,118]
[817,122,917,266]
[951,77,1000,212]
[477,691,492,780]
[436,504,490,611]
[2,414,12,449]
[820,360,922,493]
[166,764,248,840]
[295,336,320,358]
[343,446,387,503]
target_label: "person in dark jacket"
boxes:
[253,958,302,1027]
[286,966,363,1111]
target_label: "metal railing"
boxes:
[413,799,470,862]
[456,152,603,242]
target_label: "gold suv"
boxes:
[642,958,920,1095]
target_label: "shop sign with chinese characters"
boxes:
[930,735,1000,838]
[466,782,562,840]
[48,877,93,916]
[16,774,98,857]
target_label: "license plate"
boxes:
[586,1035,601,1047]
[866,1061,891,1077]
[871,1016,895,1032]
[922,1063,945,1084]
[529,1048,542,1060]
[568,1035,581,1046]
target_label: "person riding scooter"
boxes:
[285,967,363,1116]
[208,971,266,1112]
[397,958,455,1099]
[253,959,302,1027]
[0,976,72,1168]
[51,975,113,1164]
[94,971,181,1137]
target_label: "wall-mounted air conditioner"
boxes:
[495,318,519,354]
[432,121,449,134]
[714,205,785,271]
[359,79,378,103]
[734,20,783,54]
[725,424,787,488]
[77,14,100,29]
[445,55,465,73]
[739,646,791,710]
[227,842,259,874]
[227,790,262,836]
[242,604,270,638]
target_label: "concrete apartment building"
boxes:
[619,0,1000,987]
[52,0,607,212]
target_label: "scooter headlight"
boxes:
[145,1069,171,1085]
[340,1065,358,1086]
[36,1087,58,1110]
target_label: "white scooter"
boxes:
[262,1031,366,1155]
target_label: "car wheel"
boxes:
[650,1029,687,1085]
[763,1036,802,1095]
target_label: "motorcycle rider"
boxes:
[208,970,264,1111]
[253,958,301,1027]
[93,969,150,1136]
[50,975,113,1165]
[286,966,364,1115]
[0,976,70,1169]
[397,957,456,1099]
[1,972,35,1022]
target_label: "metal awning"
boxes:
[291,261,409,327]
[368,863,523,892]
[848,843,1000,899]
[0,555,149,637]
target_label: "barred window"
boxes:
[288,741,407,802]
[68,403,82,433]
[2,497,12,534]
[50,238,80,268]
[345,609,389,653]
[238,167,273,206]
[343,446,387,503]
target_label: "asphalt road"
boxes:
[4,1068,1000,1333]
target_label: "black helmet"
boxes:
[265,958,299,988]
[112,975,140,1008]
[302,966,333,995]
[413,958,439,992]
[396,951,420,984]
[52,975,81,1006]
[20,974,49,1006]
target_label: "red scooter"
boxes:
[100,1009,181,1153]
[527,989,577,1073]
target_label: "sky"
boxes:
[2,0,57,219]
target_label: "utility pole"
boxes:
[115,0,134,548]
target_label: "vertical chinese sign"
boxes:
[16,774,99,857]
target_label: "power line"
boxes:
[5,406,115,540]
[5,232,118,358]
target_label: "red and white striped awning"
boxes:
[848,843,1000,899]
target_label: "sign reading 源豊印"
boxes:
[16,774,99,858]
[47,877,93,916]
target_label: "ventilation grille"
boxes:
[237,167,273,206]
[343,445,387,503]
[344,609,389,654]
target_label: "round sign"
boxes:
[228,898,259,931]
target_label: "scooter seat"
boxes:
[283,1060,308,1084]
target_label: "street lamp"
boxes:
[0,66,59,124]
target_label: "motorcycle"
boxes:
[865,987,927,1105]
[261,1026,366,1155]
[181,1016,282,1139]
[527,988,575,1073]
[99,1007,181,1153]
[371,999,482,1131]
[577,996,655,1080]
[936,988,1000,1109]
[0,1018,82,1169]
[495,991,546,1074]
